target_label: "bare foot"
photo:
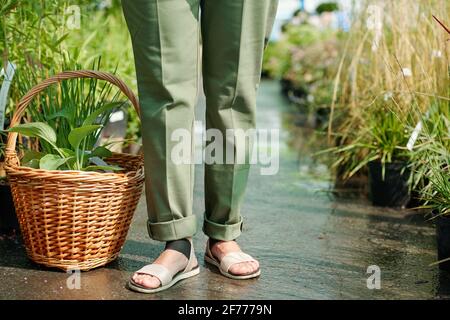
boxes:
[132,248,190,289]
[209,240,259,276]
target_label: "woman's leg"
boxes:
[200,0,278,275]
[123,0,200,241]
[122,0,201,289]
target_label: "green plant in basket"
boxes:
[4,64,127,172]
[7,107,123,172]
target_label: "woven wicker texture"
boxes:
[4,70,145,271]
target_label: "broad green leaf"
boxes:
[22,150,44,164]
[23,158,40,169]
[89,156,109,168]
[7,122,57,144]
[91,146,112,158]
[57,149,77,169]
[59,148,75,158]
[39,154,71,170]
[83,102,126,126]
[68,125,102,150]
[83,165,123,172]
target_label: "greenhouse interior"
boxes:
[0,0,449,302]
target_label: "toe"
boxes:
[134,274,144,284]
[229,262,255,276]
[141,275,161,289]
[132,273,142,283]
[230,263,250,276]
[132,274,161,289]
[228,264,240,275]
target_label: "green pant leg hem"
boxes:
[147,215,197,241]
[202,216,243,241]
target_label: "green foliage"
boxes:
[39,153,70,170]
[62,4,140,144]
[411,101,450,201]
[1,0,71,165]
[321,104,412,180]
[263,20,342,135]
[7,122,57,144]
[0,1,141,169]
[316,2,339,15]
[264,24,331,78]
[7,120,121,171]
[323,0,449,198]
[0,132,7,159]
[1,0,70,72]
[421,158,450,217]
[68,124,102,149]
[4,58,127,172]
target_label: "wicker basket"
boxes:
[4,70,145,271]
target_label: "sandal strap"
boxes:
[220,252,256,273]
[183,238,197,273]
[136,264,172,287]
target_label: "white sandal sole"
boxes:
[127,266,200,294]
[204,255,261,280]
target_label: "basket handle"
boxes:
[5,70,140,164]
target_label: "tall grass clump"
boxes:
[326,0,449,188]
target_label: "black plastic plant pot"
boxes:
[368,160,411,208]
[436,215,450,272]
[0,181,19,234]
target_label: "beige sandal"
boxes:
[127,239,200,293]
[204,240,261,280]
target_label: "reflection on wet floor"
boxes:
[0,80,448,300]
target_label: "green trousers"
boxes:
[122,0,278,242]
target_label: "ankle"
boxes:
[209,238,236,247]
[165,238,191,259]
[209,238,240,259]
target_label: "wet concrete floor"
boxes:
[1,80,449,300]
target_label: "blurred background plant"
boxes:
[263,7,341,127]
[0,0,140,172]
[262,0,449,207]
[316,2,339,15]
[1,0,449,206]
[63,0,141,149]
[323,0,449,205]
[1,0,69,178]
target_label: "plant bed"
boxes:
[368,161,411,208]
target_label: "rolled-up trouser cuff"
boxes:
[202,216,243,241]
[147,215,197,241]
